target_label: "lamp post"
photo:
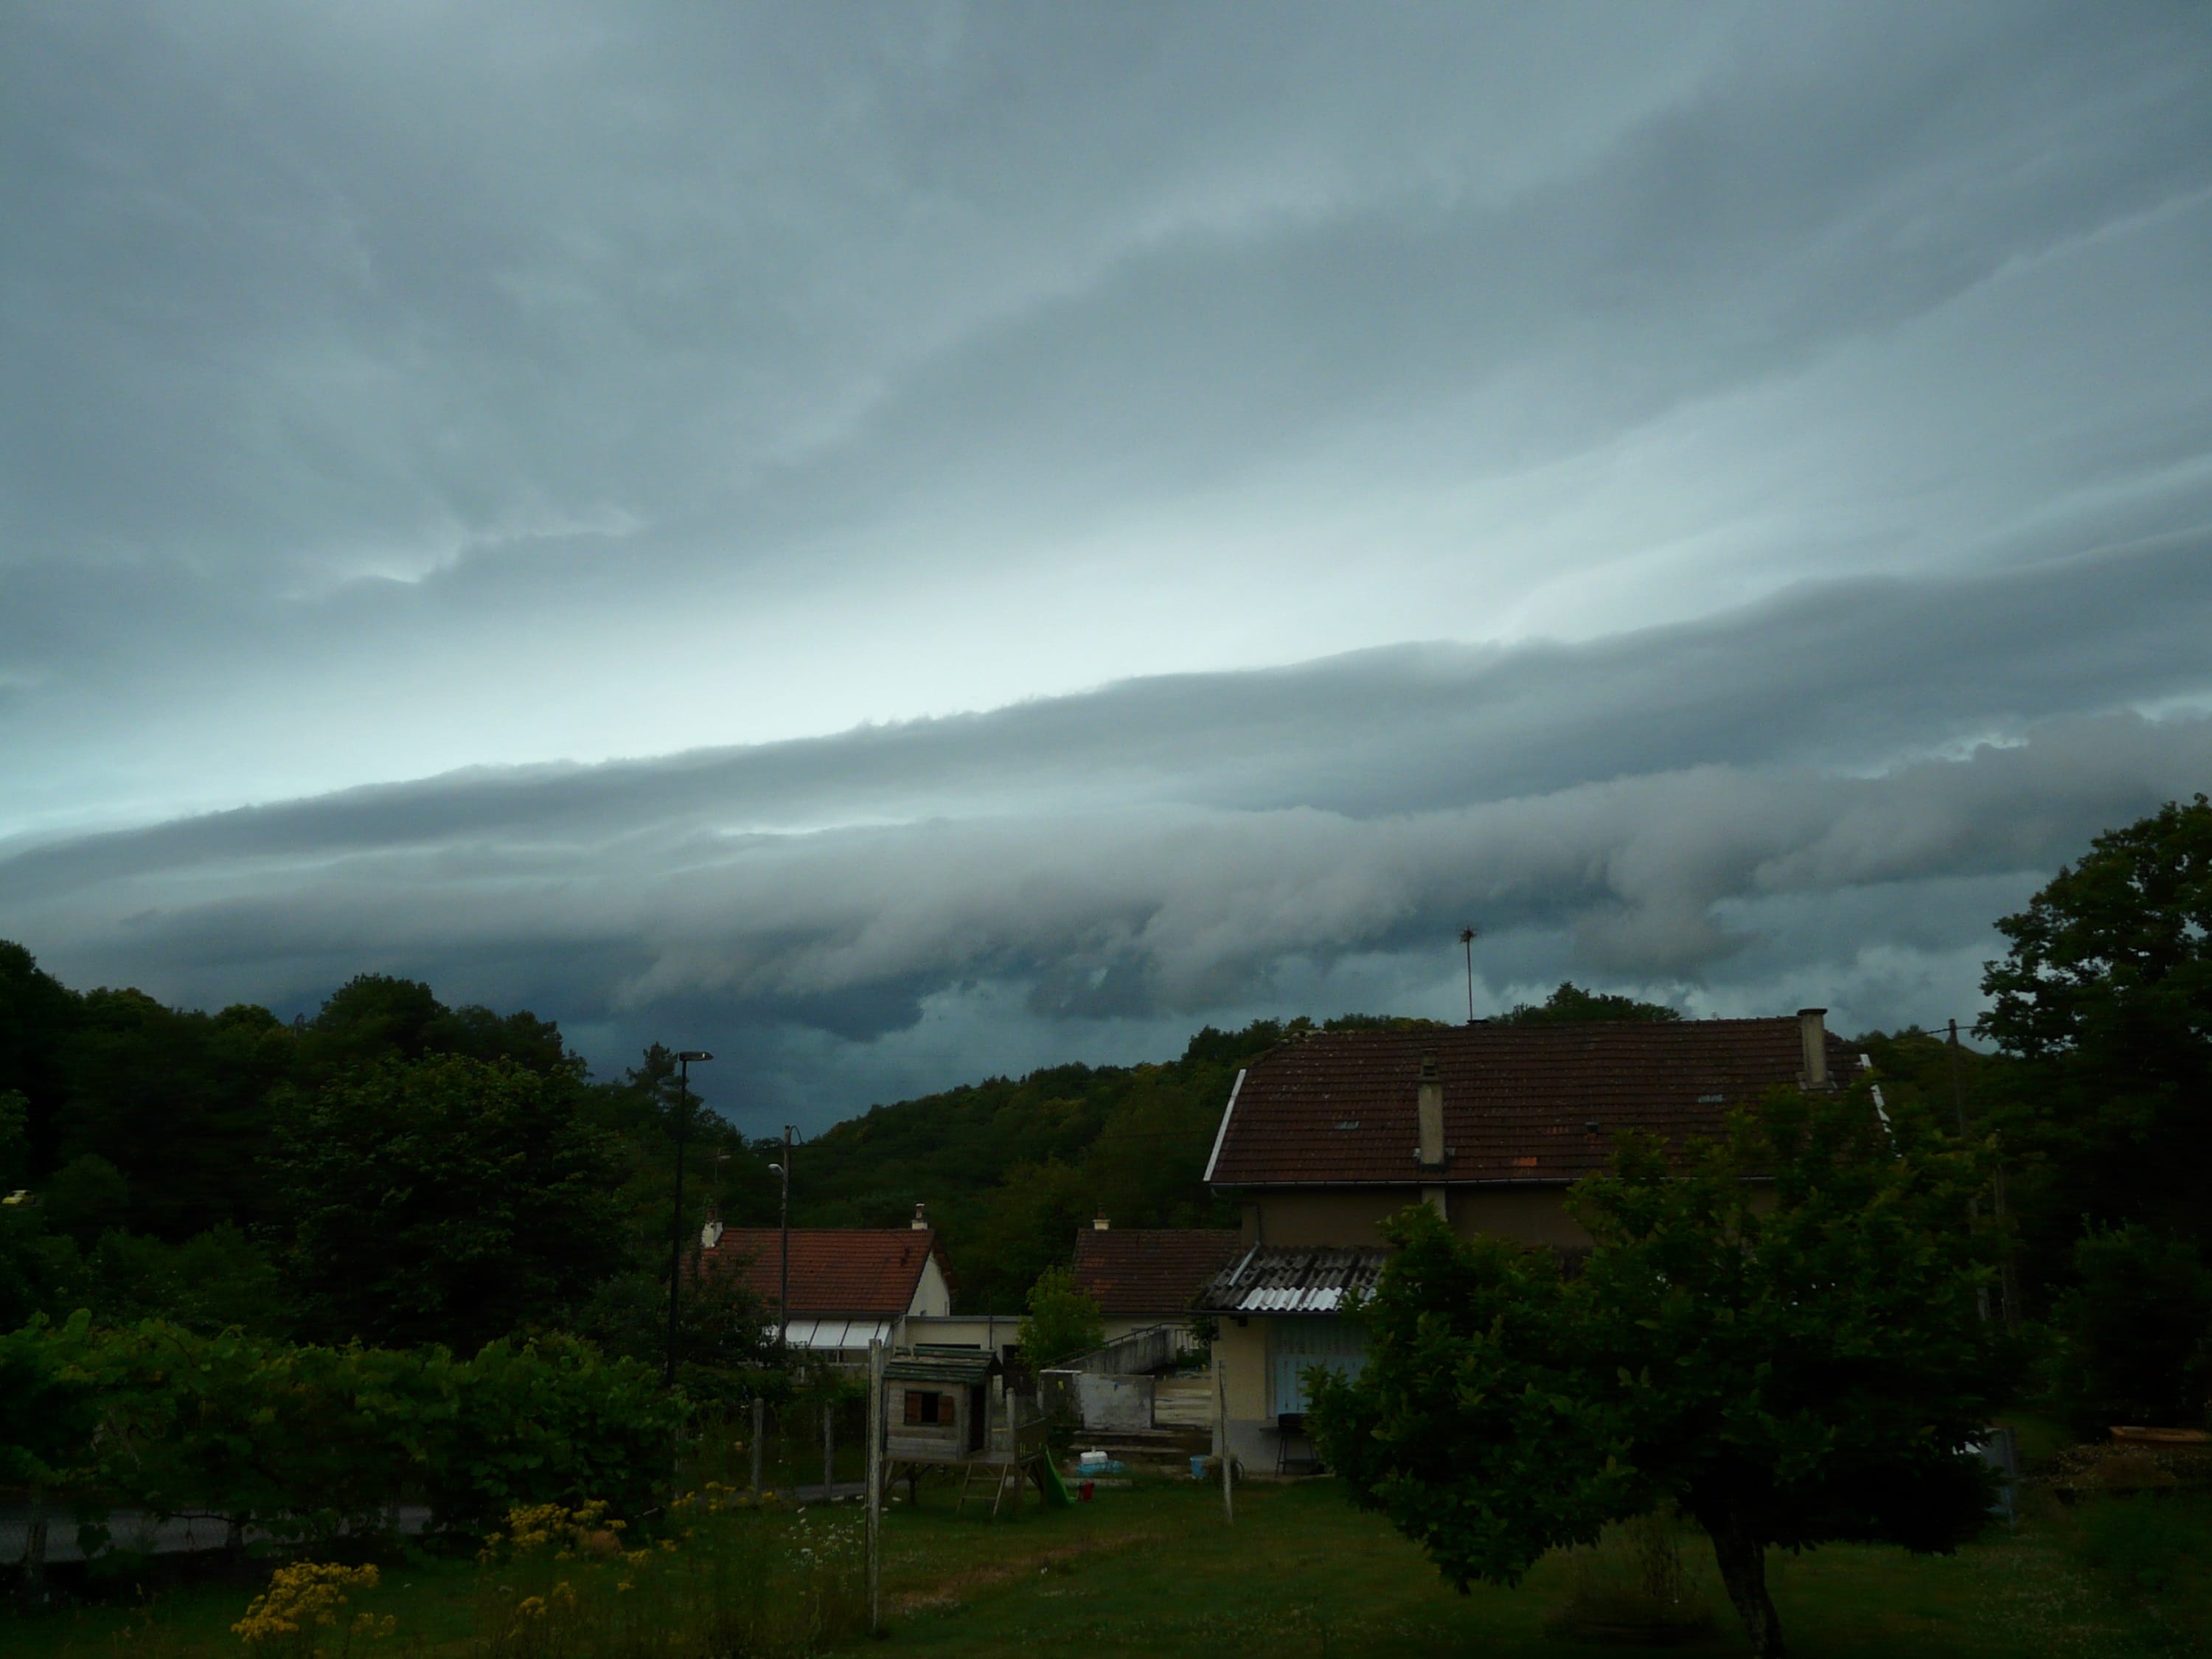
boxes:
[767,1125,793,1367]
[664,1049,713,1387]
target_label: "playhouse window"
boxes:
[903,1391,953,1425]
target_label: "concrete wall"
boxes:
[902,1314,1018,1351]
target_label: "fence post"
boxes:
[750,1397,765,1501]
[1217,1354,1234,1524]
[823,1399,835,1498]
[866,1339,884,1635]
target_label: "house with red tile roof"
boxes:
[700,1220,952,1364]
[1198,1009,1860,1470]
[1070,1219,1242,1342]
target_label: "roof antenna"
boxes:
[1458,927,1478,1025]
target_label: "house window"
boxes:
[902,1391,953,1425]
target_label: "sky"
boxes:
[4,1,2210,1131]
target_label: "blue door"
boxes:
[1268,1318,1368,1414]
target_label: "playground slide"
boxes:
[1039,1457,1075,1509]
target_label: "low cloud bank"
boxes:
[5,546,2208,1123]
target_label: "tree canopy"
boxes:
[1312,1083,2011,1659]
[1496,982,1683,1024]
[1979,793,2212,1276]
[271,1054,626,1352]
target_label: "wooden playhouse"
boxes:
[881,1346,1062,1516]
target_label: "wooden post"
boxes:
[866,1339,885,1635]
[750,1397,765,1501]
[1216,1352,1234,1524]
[823,1399,835,1498]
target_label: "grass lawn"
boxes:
[4,1475,2190,1658]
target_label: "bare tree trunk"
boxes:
[1700,1506,1784,1659]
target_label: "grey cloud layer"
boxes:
[6,549,2208,1105]
[4,2,2210,831]
[6,4,2210,1116]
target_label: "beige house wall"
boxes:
[1241,1186,1588,1249]
[1211,1317,1270,1428]
[1448,1187,1591,1248]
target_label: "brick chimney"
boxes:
[1416,1053,1447,1170]
[1798,1008,1829,1088]
[911,1201,929,1231]
[1093,1212,1110,1231]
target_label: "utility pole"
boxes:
[665,1050,714,1387]
[1952,1019,2021,1332]
[1458,926,1478,1024]
[778,1124,793,1367]
[866,1338,884,1634]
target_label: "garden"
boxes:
[6,1453,2208,1658]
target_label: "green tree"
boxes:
[58,992,293,1238]
[44,1152,128,1247]
[1979,795,2212,1278]
[1017,1265,1105,1367]
[292,973,575,1087]
[1312,1085,2010,1659]
[2049,1225,2212,1432]
[271,1054,625,1350]
[1497,982,1683,1024]
[0,942,79,1179]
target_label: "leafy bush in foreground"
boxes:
[0,1315,678,1554]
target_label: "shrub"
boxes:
[2050,1225,2212,1433]
[1017,1265,1104,1367]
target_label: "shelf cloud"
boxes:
[4,4,2209,1122]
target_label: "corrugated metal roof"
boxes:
[1198,1245,1390,1314]
[883,1347,995,1385]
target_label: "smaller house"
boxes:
[700,1217,952,1364]
[885,1345,995,1462]
[1071,1219,1244,1343]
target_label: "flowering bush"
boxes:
[472,1496,865,1658]
[233,1562,395,1655]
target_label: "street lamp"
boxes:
[767,1125,793,1367]
[664,1049,713,1387]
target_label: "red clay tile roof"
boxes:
[1071,1228,1245,1316]
[1206,1018,1860,1188]
[700,1228,945,1316]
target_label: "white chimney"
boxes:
[911,1201,929,1231]
[1798,1008,1829,1088]
[1416,1052,1446,1170]
[1093,1213,1110,1231]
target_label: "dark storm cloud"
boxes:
[4,549,2208,1120]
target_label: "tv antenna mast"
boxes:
[1458,926,1478,1024]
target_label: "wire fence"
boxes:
[682,1391,875,1500]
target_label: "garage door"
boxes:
[1268,1318,1368,1414]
